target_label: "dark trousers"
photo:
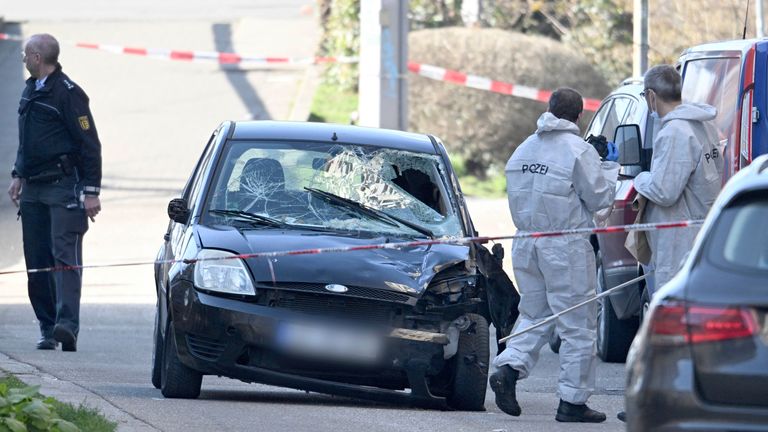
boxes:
[20,174,88,338]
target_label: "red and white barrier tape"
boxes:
[72,42,358,65]
[3,32,601,108]
[0,33,24,41]
[407,61,602,111]
[1,33,357,65]
[0,219,703,276]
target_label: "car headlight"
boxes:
[193,249,255,295]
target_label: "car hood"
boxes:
[195,225,470,296]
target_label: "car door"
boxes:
[586,94,643,268]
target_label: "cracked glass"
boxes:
[204,141,463,238]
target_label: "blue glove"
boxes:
[605,141,619,162]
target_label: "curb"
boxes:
[0,352,160,432]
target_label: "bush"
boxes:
[0,383,79,432]
[408,27,610,177]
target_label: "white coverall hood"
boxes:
[661,102,717,124]
[495,112,620,404]
[634,102,722,293]
[535,111,581,135]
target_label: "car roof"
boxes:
[228,121,438,154]
[679,38,764,57]
[608,81,644,98]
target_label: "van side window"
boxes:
[682,57,741,149]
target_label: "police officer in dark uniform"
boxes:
[7,33,102,352]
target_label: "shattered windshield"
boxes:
[203,140,463,238]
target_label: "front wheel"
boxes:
[150,299,163,389]
[446,313,489,411]
[161,320,202,399]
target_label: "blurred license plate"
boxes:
[276,322,382,362]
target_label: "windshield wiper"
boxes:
[208,209,285,228]
[304,187,434,238]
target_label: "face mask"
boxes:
[646,90,660,120]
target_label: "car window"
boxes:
[204,141,463,238]
[705,191,768,272]
[183,131,218,204]
[682,57,741,151]
[585,97,636,141]
[585,100,613,138]
[602,97,634,141]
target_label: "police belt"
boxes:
[26,167,65,184]
[26,155,75,184]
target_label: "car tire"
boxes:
[151,299,164,389]
[161,320,202,399]
[596,259,639,363]
[639,287,651,323]
[446,313,489,411]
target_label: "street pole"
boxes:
[461,0,481,27]
[358,0,409,130]
[633,0,649,77]
[757,0,765,38]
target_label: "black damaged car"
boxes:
[151,121,518,410]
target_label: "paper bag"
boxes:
[625,195,652,265]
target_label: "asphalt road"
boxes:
[0,2,627,431]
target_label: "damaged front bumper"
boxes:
[169,280,457,408]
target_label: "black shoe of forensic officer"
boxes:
[617,411,627,422]
[489,365,521,416]
[555,399,607,423]
[53,324,77,352]
[36,336,58,350]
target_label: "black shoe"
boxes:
[555,400,607,423]
[617,411,626,422]
[36,336,57,350]
[53,324,77,352]
[489,366,521,416]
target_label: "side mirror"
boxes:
[167,198,190,224]
[614,124,642,166]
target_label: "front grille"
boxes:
[186,334,227,361]
[257,281,412,304]
[274,292,399,323]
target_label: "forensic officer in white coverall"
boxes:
[490,88,619,423]
[634,64,722,295]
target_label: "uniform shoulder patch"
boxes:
[62,79,75,90]
[78,116,90,130]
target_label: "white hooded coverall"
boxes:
[493,112,619,404]
[633,103,722,293]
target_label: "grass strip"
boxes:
[1,375,116,432]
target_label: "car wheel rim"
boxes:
[596,263,606,354]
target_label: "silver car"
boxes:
[624,155,768,430]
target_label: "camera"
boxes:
[586,134,609,159]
